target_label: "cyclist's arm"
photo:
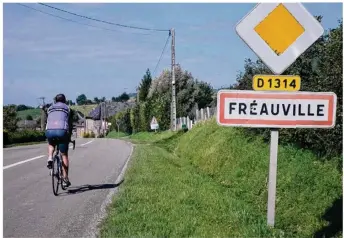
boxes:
[68,108,76,149]
[67,108,74,139]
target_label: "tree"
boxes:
[194,81,214,109]
[148,65,214,119]
[76,94,87,105]
[16,104,33,111]
[3,105,18,132]
[26,115,33,120]
[66,100,75,106]
[138,68,152,102]
[119,92,130,102]
[100,97,106,102]
[109,109,132,134]
[94,97,100,104]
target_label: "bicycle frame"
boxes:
[50,140,76,195]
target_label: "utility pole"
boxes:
[38,97,46,131]
[104,101,107,132]
[101,101,107,135]
[136,86,139,103]
[101,102,105,136]
[171,28,177,131]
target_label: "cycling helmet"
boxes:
[54,93,67,103]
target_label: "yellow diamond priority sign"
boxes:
[236,3,324,74]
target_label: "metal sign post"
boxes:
[267,128,279,227]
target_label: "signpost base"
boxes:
[267,128,279,227]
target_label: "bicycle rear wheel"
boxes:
[60,164,66,191]
[52,156,60,196]
[58,153,67,190]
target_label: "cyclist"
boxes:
[45,93,73,187]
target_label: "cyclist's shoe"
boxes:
[62,178,71,187]
[47,159,53,169]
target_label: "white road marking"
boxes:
[3,140,94,170]
[3,155,45,170]
[80,140,94,147]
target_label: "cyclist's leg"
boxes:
[58,131,71,186]
[45,130,57,169]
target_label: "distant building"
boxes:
[80,101,136,137]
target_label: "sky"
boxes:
[3,2,343,106]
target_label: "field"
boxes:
[16,104,97,120]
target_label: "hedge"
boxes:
[4,130,46,145]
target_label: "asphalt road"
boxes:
[3,138,133,238]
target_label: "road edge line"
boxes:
[83,140,135,238]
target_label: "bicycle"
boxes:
[50,139,76,196]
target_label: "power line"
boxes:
[153,32,171,77]
[38,3,170,32]
[17,3,152,36]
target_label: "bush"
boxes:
[4,129,46,145]
[4,130,9,145]
[130,105,140,133]
[83,132,90,138]
[26,115,33,120]
[98,133,105,138]
[90,131,95,138]
[109,108,132,135]
[83,131,96,138]
[139,102,149,131]
[145,95,170,131]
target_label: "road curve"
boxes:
[3,138,132,238]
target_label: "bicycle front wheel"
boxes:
[52,156,60,196]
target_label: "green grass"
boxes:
[101,144,282,237]
[17,109,41,120]
[70,104,97,116]
[106,131,128,139]
[100,119,342,237]
[176,119,342,237]
[128,131,176,144]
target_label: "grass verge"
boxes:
[106,131,128,139]
[127,131,176,144]
[100,119,342,237]
[100,143,282,237]
[3,141,46,148]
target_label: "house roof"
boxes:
[87,101,136,119]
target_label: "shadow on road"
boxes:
[60,179,124,196]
